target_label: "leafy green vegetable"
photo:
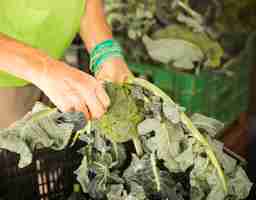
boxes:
[127,77,228,192]
[74,156,90,193]
[191,113,225,137]
[92,83,144,155]
[2,81,251,200]
[123,154,185,200]
[228,166,253,199]
[105,0,253,70]
[152,24,224,68]
[143,35,204,70]
[0,102,85,168]
[92,83,143,143]
[107,182,147,200]
[73,81,251,200]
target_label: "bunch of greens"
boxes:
[105,0,254,71]
[0,79,252,199]
[0,102,85,168]
[74,79,252,200]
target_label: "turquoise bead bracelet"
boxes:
[89,39,124,74]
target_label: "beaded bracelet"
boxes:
[89,39,124,74]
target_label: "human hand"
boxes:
[95,57,133,83]
[36,59,110,119]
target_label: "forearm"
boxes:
[0,33,50,84]
[80,0,113,51]
[79,0,131,83]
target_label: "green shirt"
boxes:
[0,0,86,87]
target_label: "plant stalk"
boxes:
[126,76,227,193]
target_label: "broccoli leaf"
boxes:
[143,35,204,70]
[124,154,185,199]
[152,24,224,68]
[0,102,85,168]
[93,83,143,143]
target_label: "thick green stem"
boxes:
[177,1,203,24]
[126,77,227,193]
[151,152,161,192]
[112,142,119,161]
[133,136,143,157]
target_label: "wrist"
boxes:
[31,55,66,88]
[89,39,124,75]
[80,27,113,51]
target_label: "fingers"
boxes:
[42,68,110,120]
[54,93,91,120]
[83,92,106,119]
[74,100,91,120]
[95,85,110,109]
[57,87,107,120]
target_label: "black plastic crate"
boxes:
[0,144,83,200]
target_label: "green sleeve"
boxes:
[0,0,86,87]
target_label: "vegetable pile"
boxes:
[0,103,85,168]
[0,78,252,200]
[74,79,252,200]
[105,0,256,70]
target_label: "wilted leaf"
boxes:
[162,101,181,124]
[191,113,224,137]
[107,182,147,200]
[177,13,204,33]
[0,102,84,168]
[153,24,224,68]
[228,166,253,199]
[143,35,204,70]
[124,154,184,199]
[175,140,194,171]
[137,118,161,136]
[0,130,32,168]
[154,122,184,172]
[74,156,90,193]
[107,184,127,200]
[208,138,237,174]
[128,181,147,200]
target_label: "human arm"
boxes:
[0,33,109,119]
[79,0,132,83]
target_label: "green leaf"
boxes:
[153,24,224,68]
[137,118,161,136]
[208,138,237,175]
[177,13,204,33]
[107,184,127,200]
[124,154,184,199]
[0,102,82,168]
[74,156,90,193]
[191,113,224,138]
[88,152,124,198]
[0,130,32,168]
[154,122,184,172]
[162,102,181,124]
[127,77,228,192]
[175,139,194,171]
[143,35,204,70]
[128,181,147,200]
[107,182,147,200]
[228,166,253,199]
[93,83,143,143]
